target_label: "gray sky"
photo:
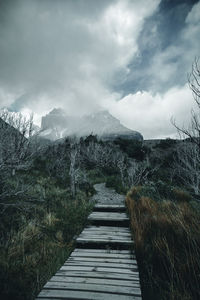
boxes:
[0,0,199,139]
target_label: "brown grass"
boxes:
[126,187,200,300]
[0,195,93,300]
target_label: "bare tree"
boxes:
[171,58,200,196]
[0,110,34,172]
[113,151,126,187]
[127,160,147,187]
[173,141,200,196]
[69,139,80,197]
[172,58,200,146]
[81,140,114,168]
[188,57,200,106]
[0,110,39,211]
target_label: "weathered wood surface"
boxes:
[88,212,129,221]
[71,251,136,259]
[76,238,133,246]
[37,290,141,300]
[68,256,136,264]
[64,261,138,269]
[36,204,142,299]
[94,204,126,211]
[85,225,131,232]
[56,269,140,280]
[50,275,140,287]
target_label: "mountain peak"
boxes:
[48,108,66,115]
[40,108,143,141]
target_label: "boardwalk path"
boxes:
[36,183,142,299]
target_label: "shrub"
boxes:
[105,176,127,194]
[114,138,149,160]
[154,138,177,150]
[126,185,200,300]
[0,180,93,300]
[172,188,191,202]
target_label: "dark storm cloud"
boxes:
[115,0,199,95]
[0,0,113,91]
[0,0,160,115]
[0,0,122,114]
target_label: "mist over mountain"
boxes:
[39,109,143,141]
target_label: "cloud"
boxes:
[0,0,160,120]
[108,84,196,139]
[103,0,200,139]
[0,0,199,139]
[147,1,200,92]
[119,0,200,94]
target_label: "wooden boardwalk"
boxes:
[36,203,142,299]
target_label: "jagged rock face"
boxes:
[40,109,143,141]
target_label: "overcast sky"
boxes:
[0,0,199,139]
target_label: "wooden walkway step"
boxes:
[94,204,126,212]
[88,211,129,227]
[36,203,142,299]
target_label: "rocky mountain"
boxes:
[39,108,143,141]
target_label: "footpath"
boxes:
[36,183,142,300]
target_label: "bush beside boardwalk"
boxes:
[126,185,200,300]
[0,175,93,300]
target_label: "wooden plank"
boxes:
[80,230,131,235]
[88,217,128,221]
[73,248,132,254]
[81,230,131,237]
[79,233,131,238]
[70,252,135,261]
[60,265,137,274]
[76,237,132,244]
[76,239,132,244]
[88,217,129,222]
[94,205,126,211]
[44,281,141,296]
[37,289,141,300]
[82,230,131,235]
[50,275,140,287]
[77,237,132,241]
[64,261,138,269]
[89,212,128,218]
[56,270,140,281]
[94,205,125,208]
[85,226,130,232]
[68,256,137,264]
[72,249,135,257]
[90,212,127,216]
[88,216,128,221]
[81,233,131,238]
[78,234,132,240]
[89,211,128,220]
[71,253,136,259]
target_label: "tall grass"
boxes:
[0,183,93,300]
[126,186,200,300]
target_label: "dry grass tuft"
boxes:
[172,189,191,202]
[0,196,93,300]
[126,186,200,300]
[43,212,59,226]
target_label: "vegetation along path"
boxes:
[36,184,142,299]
